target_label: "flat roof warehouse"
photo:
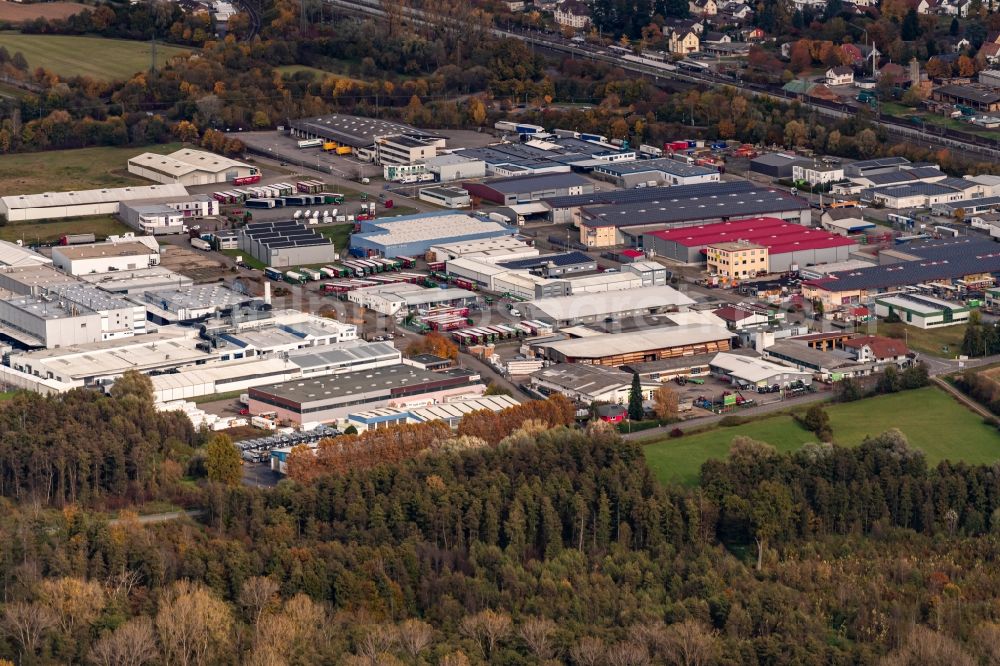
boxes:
[289,114,439,148]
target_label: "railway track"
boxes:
[325,0,1000,160]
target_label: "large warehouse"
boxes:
[591,158,721,188]
[520,285,695,327]
[462,173,594,205]
[645,217,858,272]
[579,187,811,248]
[52,238,160,276]
[238,221,337,267]
[0,184,188,222]
[350,212,514,258]
[247,363,486,424]
[533,324,734,366]
[127,149,258,186]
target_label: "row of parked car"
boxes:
[237,425,341,463]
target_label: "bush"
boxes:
[669,427,684,438]
[719,415,747,427]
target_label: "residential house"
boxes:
[503,0,525,10]
[878,62,910,86]
[595,404,627,423]
[669,29,701,54]
[703,31,731,43]
[841,335,912,366]
[689,0,718,14]
[917,0,941,13]
[713,305,771,330]
[663,17,704,35]
[554,0,591,28]
[719,2,753,19]
[826,65,855,85]
[741,26,766,41]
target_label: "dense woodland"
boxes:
[0,373,996,663]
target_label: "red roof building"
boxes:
[842,335,911,362]
[645,217,859,273]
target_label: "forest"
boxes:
[0,374,998,663]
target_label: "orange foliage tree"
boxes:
[406,332,459,360]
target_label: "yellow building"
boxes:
[580,224,619,248]
[706,241,768,280]
[669,30,701,55]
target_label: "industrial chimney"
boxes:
[264,281,271,306]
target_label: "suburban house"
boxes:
[713,305,771,330]
[689,0,718,14]
[826,65,855,86]
[595,404,627,423]
[841,335,912,366]
[554,0,591,28]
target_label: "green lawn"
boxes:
[0,143,182,195]
[220,249,266,270]
[877,321,965,358]
[317,223,353,252]
[0,215,133,244]
[644,387,1000,487]
[0,33,194,81]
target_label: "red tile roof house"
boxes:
[713,305,770,330]
[842,335,912,365]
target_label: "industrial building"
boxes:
[78,267,193,295]
[708,352,812,389]
[533,324,733,366]
[289,114,443,155]
[143,284,254,324]
[576,185,811,248]
[0,265,78,296]
[0,285,146,349]
[820,209,876,236]
[591,158,721,188]
[750,153,806,180]
[529,363,660,405]
[0,184,188,222]
[497,251,597,277]
[493,272,571,300]
[127,149,258,186]
[375,134,445,166]
[418,186,472,208]
[624,261,671,286]
[546,181,759,226]
[346,283,478,316]
[520,285,695,327]
[238,220,336,267]
[350,212,514,258]
[0,242,51,268]
[346,394,520,431]
[462,173,594,205]
[52,238,160,276]
[149,340,397,403]
[430,236,538,264]
[873,292,972,329]
[864,180,978,209]
[645,217,857,272]
[119,194,218,234]
[247,364,486,424]
[423,154,486,182]
[802,237,1000,311]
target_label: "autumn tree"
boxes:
[405,331,458,359]
[2,602,55,662]
[652,385,679,421]
[461,610,511,660]
[239,576,280,626]
[88,617,158,666]
[205,433,242,486]
[37,576,105,636]
[156,580,234,666]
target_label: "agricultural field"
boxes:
[0,143,181,195]
[0,33,193,81]
[0,1,86,23]
[644,387,1000,486]
[0,215,133,245]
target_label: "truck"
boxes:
[190,237,212,251]
[300,267,322,281]
[297,138,323,149]
[60,233,96,246]
[284,270,306,284]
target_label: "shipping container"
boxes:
[246,198,277,209]
[59,233,97,245]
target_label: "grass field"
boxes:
[644,387,1000,486]
[0,33,193,81]
[0,143,182,195]
[317,223,353,251]
[0,216,134,245]
[220,249,266,270]
[876,321,964,357]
